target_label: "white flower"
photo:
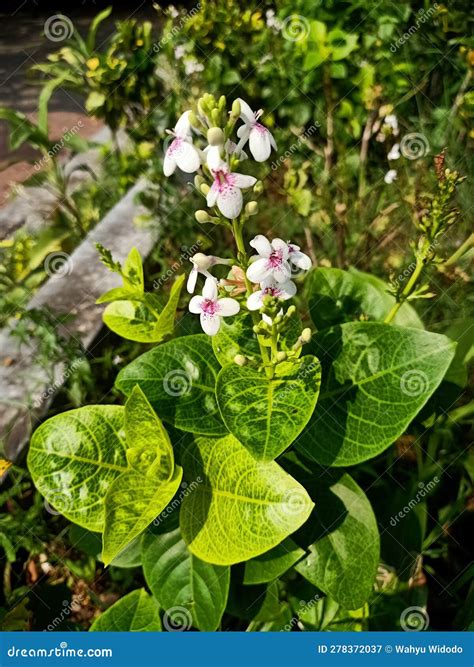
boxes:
[187,253,232,294]
[207,162,256,219]
[184,59,204,75]
[174,45,186,60]
[384,169,398,184]
[387,143,401,161]
[236,99,277,162]
[163,111,201,176]
[246,235,292,284]
[287,243,312,271]
[384,114,399,135]
[247,278,296,311]
[189,277,240,335]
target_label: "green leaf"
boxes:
[116,335,227,436]
[89,589,161,631]
[142,526,230,631]
[87,6,113,51]
[102,275,184,343]
[307,267,423,330]
[284,456,379,609]
[180,435,314,565]
[243,538,305,585]
[86,91,106,113]
[102,466,182,566]
[28,406,127,532]
[216,356,321,460]
[295,322,456,466]
[102,387,182,565]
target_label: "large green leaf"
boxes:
[28,406,127,532]
[216,356,321,460]
[307,267,423,330]
[102,387,182,565]
[284,455,379,610]
[142,526,230,631]
[295,322,455,466]
[243,538,305,585]
[89,589,161,631]
[180,435,314,565]
[102,275,184,343]
[116,335,227,435]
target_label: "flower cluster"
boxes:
[163,95,312,352]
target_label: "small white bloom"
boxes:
[384,114,399,135]
[187,253,232,294]
[189,277,240,336]
[207,162,256,219]
[387,143,401,161]
[236,99,277,162]
[174,45,186,60]
[246,235,291,284]
[163,111,201,176]
[247,278,297,311]
[287,243,312,271]
[184,59,204,75]
[384,169,398,184]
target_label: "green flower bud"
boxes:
[234,354,247,366]
[232,99,241,117]
[200,183,210,195]
[211,108,221,126]
[207,127,225,146]
[195,210,211,223]
[194,175,205,188]
[300,327,312,343]
[276,351,287,362]
[245,201,258,216]
[253,180,264,195]
[188,110,199,128]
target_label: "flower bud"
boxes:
[194,175,205,188]
[234,354,247,366]
[276,351,287,362]
[245,201,258,216]
[195,210,211,223]
[253,180,264,195]
[200,183,210,195]
[300,327,312,343]
[207,126,225,146]
[188,110,199,128]
[211,108,221,126]
[232,99,241,117]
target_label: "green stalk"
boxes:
[384,257,424,324]
[231,219,272,375]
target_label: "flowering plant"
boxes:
[27,95,463,631]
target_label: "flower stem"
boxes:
[384,257,424,324]
[231,219,272,375]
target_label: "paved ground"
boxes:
[0,4,156,205]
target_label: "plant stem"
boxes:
[231,219,272,375]
[384,257,424,324]
[322,64,334,177]
[442,233,474,267]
